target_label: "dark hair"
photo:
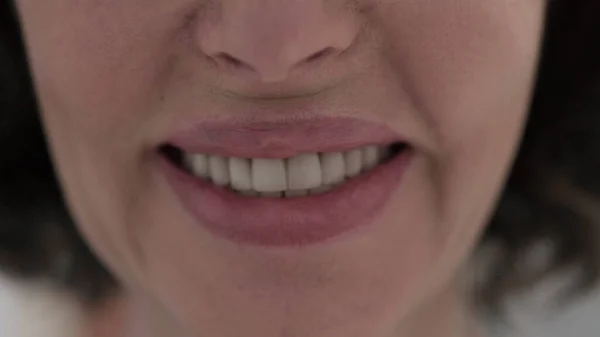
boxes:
[1,0,600,311]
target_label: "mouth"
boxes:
[160,142,407,198]
[156,117,414,247]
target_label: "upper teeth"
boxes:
[183,145,390,197]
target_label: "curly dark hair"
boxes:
[1,0,600,311]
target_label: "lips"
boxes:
[157,117,414,247]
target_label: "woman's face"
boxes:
[15,0,545,336]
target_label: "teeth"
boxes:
[229,157,253,191]
[188,154,209,179]
[182,144,396,197]
[320,152,345,185]
[344,148,363,177]
[310,185,332,195]
[285,190,308,198]
[287,153,322,190]
[208,155,230,186]
[240,190,258,197]
[362,146,379,170]
[252,158,287,192]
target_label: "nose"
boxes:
[197,0,361,83]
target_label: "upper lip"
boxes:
[166,116,405,158]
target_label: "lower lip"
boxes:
[158,148,413,247]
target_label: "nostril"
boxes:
[215,52,250,69]
[303,47,335,64]
[216,47,334,69]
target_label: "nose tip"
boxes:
[197,1,360,83]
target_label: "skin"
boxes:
[14,0,546,336]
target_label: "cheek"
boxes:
[377,0,544,217]
[14,1,190,271]
[12,0,183,284]
[16,0,193,150]
[377,0,544,143]
[355,0,546,294]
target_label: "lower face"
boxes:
[15,0,546,336]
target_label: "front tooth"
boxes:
[252,158,287,192]
[286,153,322,190]
[320,152,345,185]
[189,154,209,178]
[285,190,308,198]
[208,156,230,186]
[240,190,258,196]
[344,149,363,177]
[310,185,332,195]
[229,157,252,191]
[362,146,379,170]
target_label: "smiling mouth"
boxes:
[160,142,408,198]
[157,117,414,246]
